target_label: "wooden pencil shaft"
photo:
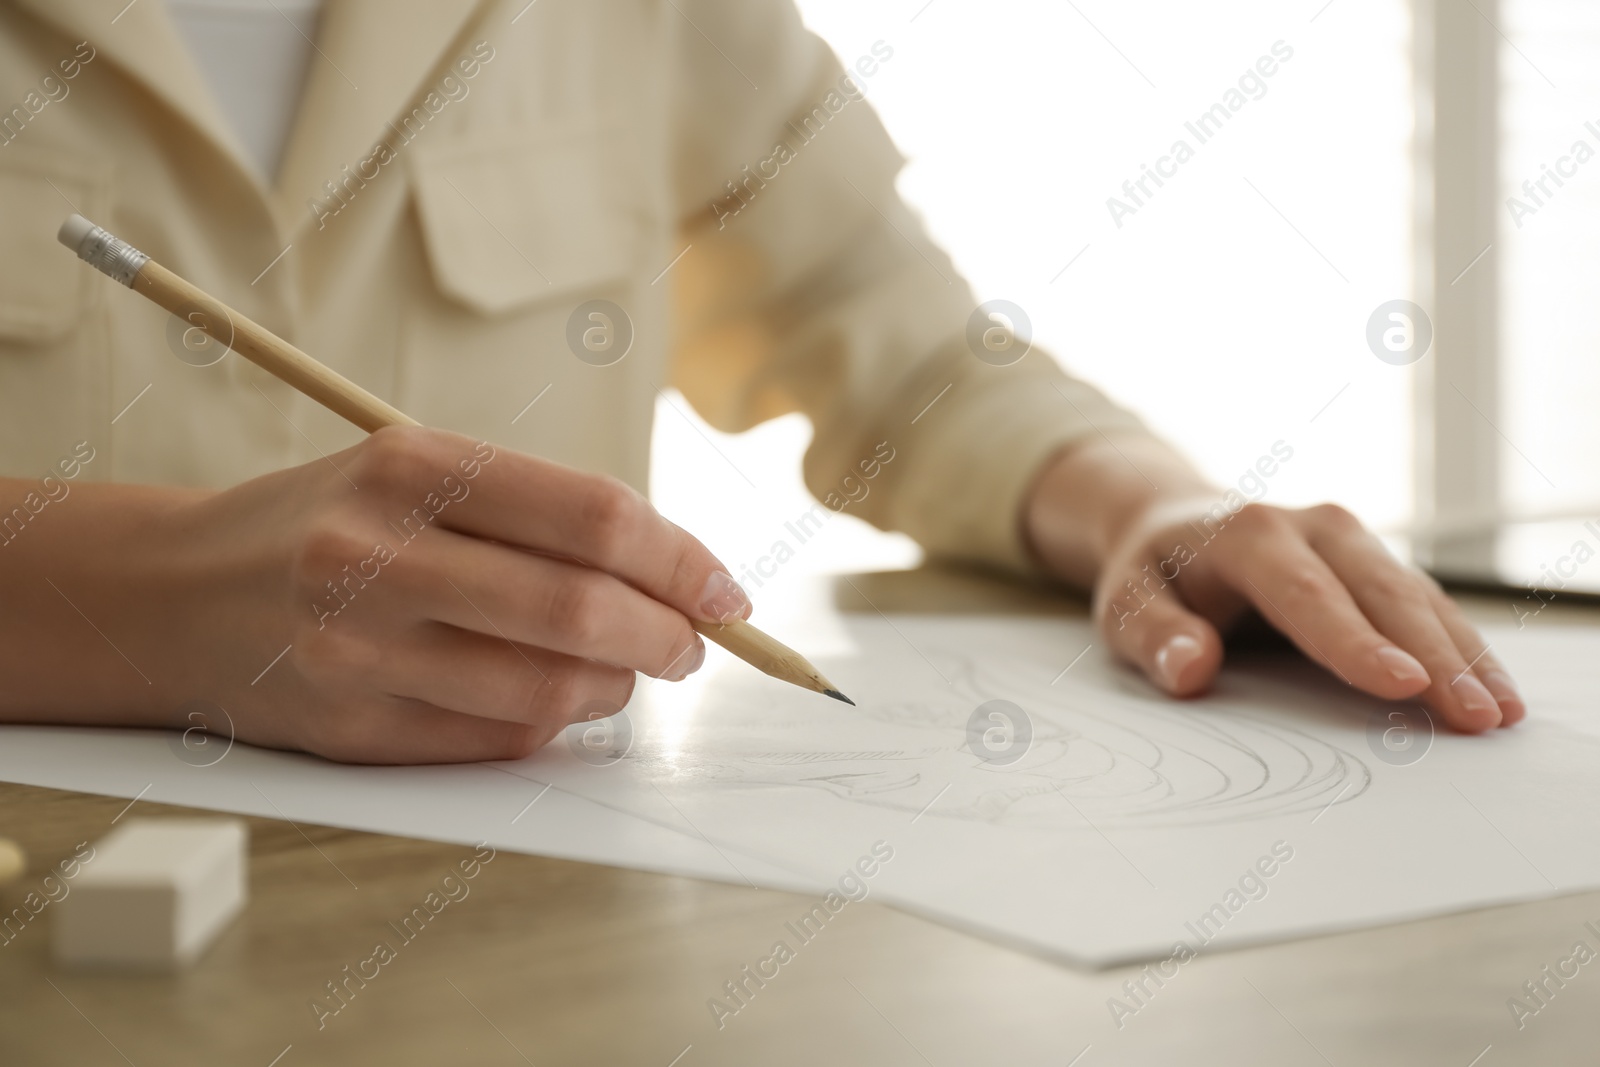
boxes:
[692,618,832,693]
[133,260,417,432]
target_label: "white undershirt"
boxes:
[167,0,326,181]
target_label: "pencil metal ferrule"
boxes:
[60,215,148,287]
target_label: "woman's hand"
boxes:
[1024,435,1523,732]
[0,426,751,763]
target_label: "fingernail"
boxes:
[1451,672,1503,725]
[1375,645,1430,686]
[1155,635,1203,691]
[665,636,705,682]
[699,571,751,623]
[1480,669,1524,713]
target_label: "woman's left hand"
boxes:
[1024,436,1524,732]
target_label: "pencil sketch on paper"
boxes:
[668,646,1371,831]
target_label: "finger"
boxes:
[1307,513,1503,731]
[305,699,552,765]
[372,526,705,680]
[378,622,638,729]
[1211,508,1433,701]
[355,427,751,623]
[1096,556,1225,697]
[1419,573,1526,727]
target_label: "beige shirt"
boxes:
[0,0,1145,573]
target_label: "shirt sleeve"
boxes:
[667,0,1150,574]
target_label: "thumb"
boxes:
[1096,565,1225,697]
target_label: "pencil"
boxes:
[692,617,853,705]
[58,214,853,706]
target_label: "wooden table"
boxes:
[1,568,1595,1066]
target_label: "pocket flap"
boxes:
[0,145,107,344]
[409,129,647,316]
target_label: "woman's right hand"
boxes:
[0,425,751,763]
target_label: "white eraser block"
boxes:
[54,818,247,970]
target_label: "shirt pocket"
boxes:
[0,143,108,345]
[406,126,653,316]
[0,144,111,478]
[398,126,665,484]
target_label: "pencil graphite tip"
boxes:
[824,689,856,707]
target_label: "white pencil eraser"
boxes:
[57,213,96,254]
[54,818,247,970]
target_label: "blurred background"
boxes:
[651,0,1599,601]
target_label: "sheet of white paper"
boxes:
[0,723,816,893]
[526,616,1600,966]
[2,616,1594,967]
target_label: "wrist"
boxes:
[1022,435,1214,586]
[0,481,214,726]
